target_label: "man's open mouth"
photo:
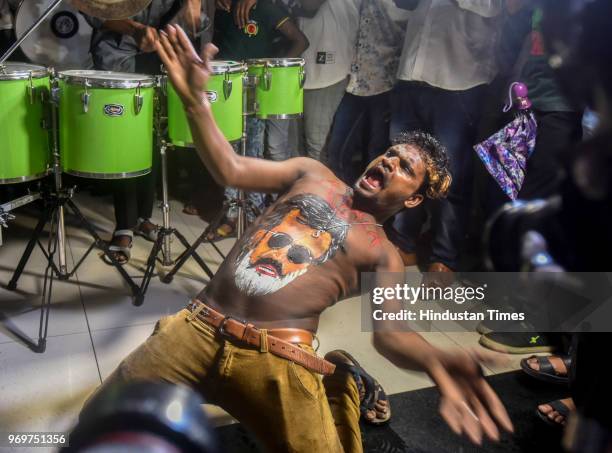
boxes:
[252,258,282,278]
[359,166,386,192]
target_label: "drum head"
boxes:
[15,0,93,70]
[58,70,156,88]
[0,62,48,80]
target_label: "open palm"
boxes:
[156,24,219,108]
[436,349,513,445]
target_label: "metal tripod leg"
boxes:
[138,140,216,297]
[65,198,142,300]
[7,207,49,291]
[160,204,228,284]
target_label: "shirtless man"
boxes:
[86,24,513,452]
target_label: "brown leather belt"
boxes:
[186,300,336,376]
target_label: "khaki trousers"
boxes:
[92,309,363,453]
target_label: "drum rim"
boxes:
[0,171,49,185]
[162,61,246,76]
[0,63,48,80]
[210,60,247,74]
[246,58,305,68]
[255,112,303,120]
[57,70,156,88]
[64,168,152,180]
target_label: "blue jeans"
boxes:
[225,118,266,221]
[387,81,486,269]
[326,91,391,184]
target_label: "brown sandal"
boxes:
[325,350,391,425]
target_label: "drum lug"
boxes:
[263,64,272,91]
[223,78,233,100]
[81,92,90,113]
[81,79,91,113]
[134,94,144,114]
[51,86,61,106]
[134,83,143,114]
[27,72,35,105]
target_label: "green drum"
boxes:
[247,58,305,119]
[58,70,155,179]
[0,63,50,184]
[167,61,245,146]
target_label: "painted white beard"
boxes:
[234,252,308,296]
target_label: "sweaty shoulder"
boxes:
[376,238,405,273]
[291,157,336,180]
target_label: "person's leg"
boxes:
[364,91,391,163]
[134,141,159,238]
[323,365,366,453]
[246,117,266,218]
[304,79,349,161]
[385,82,428,260]
[83,309,224,410]
[265,118,292,162]
[109,179,138,262]
[326,93,366,184]
[217,118,266,237]
[518,111,582,200]
[214,342,356,453]
[427,85,486,270]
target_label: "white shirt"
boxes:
[299,0,361,90]
[347,0,410,96]
[397,0,503,91]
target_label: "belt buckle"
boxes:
[217,316,246,338]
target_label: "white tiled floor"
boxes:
[0,193,525,445]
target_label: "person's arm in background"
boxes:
[276,16,308,57]
[281,0,325,18]
[232,0,325,28]
[169,0,210,39]
[100,19,159,52]
[453,0,503,17]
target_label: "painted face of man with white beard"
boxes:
[234,208,335,296]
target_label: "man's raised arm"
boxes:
[371,246,513,445]
[156,24,325,194]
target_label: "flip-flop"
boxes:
[325,350,391,425]
[536,398,571,428]
[520,354,571,385]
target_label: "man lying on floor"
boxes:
[82,24,514,452]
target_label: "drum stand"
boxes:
[5,82,142,352]
[160,80,260,284]
[138,103,216,300]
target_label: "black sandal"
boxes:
[520,354,571,385]
[536,398,572,428]
[325,350,391,425]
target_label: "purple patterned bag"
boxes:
[474,82,537,200]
